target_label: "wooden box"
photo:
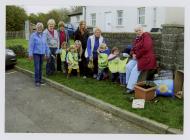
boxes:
[134,81,157,101]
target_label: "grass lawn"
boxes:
[6,38,75,48]
[6,38,29,48]
[17,57,183,130]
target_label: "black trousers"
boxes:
[57,54,62,71]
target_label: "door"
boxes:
[104,12,112,32]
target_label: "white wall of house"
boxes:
[69,6,184,32]
[164,7,184,25]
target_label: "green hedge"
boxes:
[7,45,27,57]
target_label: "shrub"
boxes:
[7,45,27,57]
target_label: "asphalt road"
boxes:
[5,69,153,133]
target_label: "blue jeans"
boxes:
[33,54,44,83]
[126,59,141,90]
[119,73,126,85]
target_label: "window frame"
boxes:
[116,10,124,26]
[91,13,96,27]
[137,7,145,25]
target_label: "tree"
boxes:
[6,5,28,31]
[28,13,38,25]
[70,6,83,13]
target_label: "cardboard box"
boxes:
[174,70,184,99]
[134,81,157,101]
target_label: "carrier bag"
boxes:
[153,70,174,97]
[46,54,56,75]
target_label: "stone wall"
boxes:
[161,24,184,70]
[102,24,184,71]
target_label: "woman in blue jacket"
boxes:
[28,22,50,87]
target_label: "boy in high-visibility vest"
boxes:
[97,43,110,80]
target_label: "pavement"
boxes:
[5,69,154,133]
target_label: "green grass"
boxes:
[6,38,28,48]
[17,57,184,130]
[6,38,75,48]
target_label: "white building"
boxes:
[69,6,184,32]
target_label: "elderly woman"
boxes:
[125,25,157,94]
[43,19,59,74]
[74,21,89,78]
[57,21,70,72]
[28,22,50,87]
[85,27,105,78]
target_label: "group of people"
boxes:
[28,18,157,94]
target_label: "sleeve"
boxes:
[66,31,70,47]
[135,33,153,59]
[28,33,34,57]
[45,37,50,57]
[85,37,91,58]
[56,30,60,49]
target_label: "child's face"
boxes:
[114,50,119,55]
[75,44,80,49]
[61,45,67,49]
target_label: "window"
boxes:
[91,13,96,26]
[138,7,145,25]
[117,10,123,25]
[76,15,80,22]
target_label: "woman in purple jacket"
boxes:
[28,22,50,87]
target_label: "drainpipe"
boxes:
[84,6,86,22]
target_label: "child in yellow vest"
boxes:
[60,42,68,74]
[97,43,110,80]
[108,47,120,83]
[118,53,129,86]
[67,45,80,78]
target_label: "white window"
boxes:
[117,10,123,25]
[138,7,145,25]
[91,13,96,26]
[76,15,80,22]
[153,7,157,27]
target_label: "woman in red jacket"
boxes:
[125,25,157,94]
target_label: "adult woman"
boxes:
[28,22,50,87]
[125,25,157,94]
[74,21,89,78]
[57,21,70,72]
[43,19,59,74]
[85,27,105,78]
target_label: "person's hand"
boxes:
[132,54,136,59]
[28,56,33,61]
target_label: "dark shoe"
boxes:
[77,72,80,77]
[40,81,45,85]
[125,89,134,94]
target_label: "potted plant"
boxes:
[134,81,157,101]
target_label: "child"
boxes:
[118,53,130,86]
[60,42,68,74]
[74,40,84,77]
[108,47,120,83]
[66,45,80,78]
[97,43,110,81]
[74,40,83,61]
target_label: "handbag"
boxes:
[88,59,94,69]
